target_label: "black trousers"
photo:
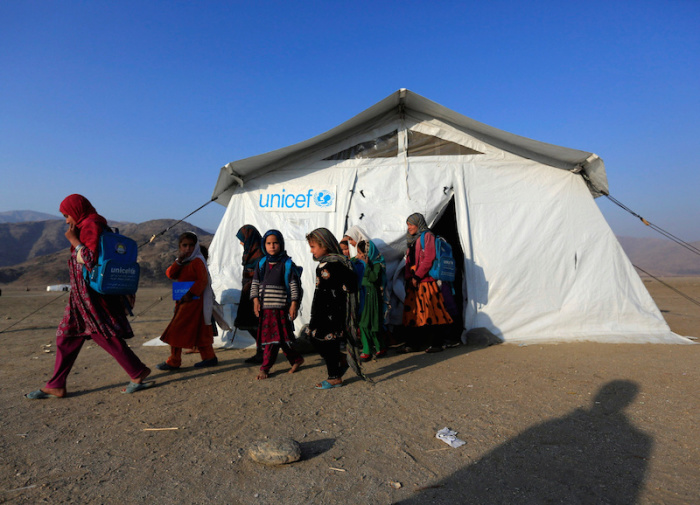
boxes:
[312,338,347,380]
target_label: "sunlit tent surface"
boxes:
[208,89,690,345]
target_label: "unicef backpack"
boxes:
[420,232,457,282]
[258,257,303,303]
[83,228,140,295]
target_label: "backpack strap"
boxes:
[283,258,292,293]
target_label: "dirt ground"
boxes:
[1,278,699,505]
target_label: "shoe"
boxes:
[425,346,444,353]
[360,353,371,361]
[375,350,387,358]
[444,340,461,348]
[395,346,416,354]
[156,362,179,371]
[121,381,156,394]
[194,357,219,368]
[244,353,264,364]
[315,380,344,390]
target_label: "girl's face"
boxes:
[265,235,281,256]
[342,235,356,247]
[339,242,350,257]
[308,240,328,260]
[62,213,77,226]
[407,222,419,235]
[179,238,196,257]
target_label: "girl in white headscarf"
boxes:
[157,232,218,370]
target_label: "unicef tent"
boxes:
[207,89,690,345]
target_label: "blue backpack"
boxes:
[420,232,457,282]
[257,257,303,303]
[83,229,140,295]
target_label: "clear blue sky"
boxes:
[1,1,698,239]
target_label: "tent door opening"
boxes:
[431,196,465,332]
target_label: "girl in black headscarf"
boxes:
[235,225,265,363]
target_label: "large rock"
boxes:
[248,437,301,466]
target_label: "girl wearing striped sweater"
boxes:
[251,230,304,380]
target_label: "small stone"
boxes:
[248,437,301,466]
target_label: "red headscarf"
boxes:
[59,194,108,252]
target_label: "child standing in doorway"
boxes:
[251,230,304,380]
[157,232,218,370]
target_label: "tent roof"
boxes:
[211,89,608,206]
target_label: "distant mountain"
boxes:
[0,219,214,286]
[617,236,700,277]
[0,210,62,223]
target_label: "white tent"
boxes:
[208,89,691,345]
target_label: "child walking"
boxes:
[25,194,152,399]
[157,232,218,370]
[304,228,371,389]
[251,230,304,380]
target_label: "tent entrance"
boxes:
[431,196,465,331]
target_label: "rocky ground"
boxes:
[1,278,698,504]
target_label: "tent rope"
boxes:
[131,294,167,319]
[604,194,700,257]
[139,197,218,248]
[0,291,68,334]
[633,265,700,308]
[581,172,700,257]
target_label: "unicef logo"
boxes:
[313,190,335,208]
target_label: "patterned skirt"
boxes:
[258,308,295,346]
[402,279,454,327]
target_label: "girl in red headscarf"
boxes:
[25,194,153,399]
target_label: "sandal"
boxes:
[25,389,63,400]
[121,381,156,394]
[315,380,344,390]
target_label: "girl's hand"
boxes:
[253,298,261,317]
[412,278,418,288]
[65,224,80,247]
[289,301,299,321]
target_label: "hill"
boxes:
[0,219,213,287]
[617,236,700,277]
[0,210,62,223]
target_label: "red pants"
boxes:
[46,333,147,389]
